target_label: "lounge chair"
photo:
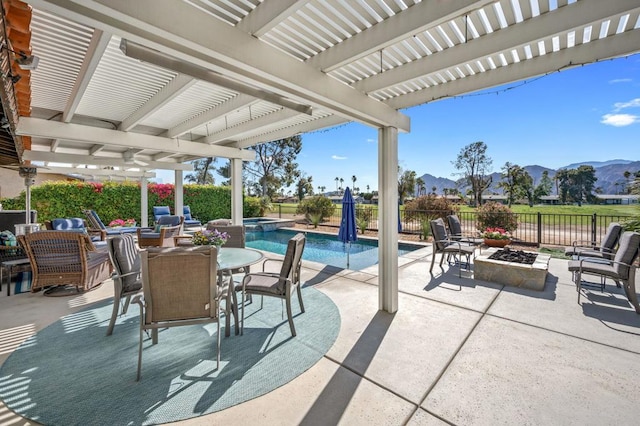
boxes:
[18,230,113,294]
[134,245,224,380]
[83,209,138,236]
[429,218,476,278]
[152,206,171,223]
[241,233,306,337]
[182,205,202,228]
[568,231,640,313]
[564,222,622,260]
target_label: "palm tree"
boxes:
[416,177,425,196]
[335,177,339,191]
[339,177,344,191]
[351,175,357,192]
[366,184,370,193]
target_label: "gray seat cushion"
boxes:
[108,234,142,293]
[243,273,282,295]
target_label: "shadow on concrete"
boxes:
[300,311,395,425]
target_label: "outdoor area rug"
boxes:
[0,287,340,425]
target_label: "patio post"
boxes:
[378,126,399,313]
[174,170,184,223]
[141,177,148,227]
[231,158,243,225]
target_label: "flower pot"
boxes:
[483,238,511,248]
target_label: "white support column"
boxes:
[231,158,243,225]
[141,177,149,227]
[175,170,184,222]
[378,126,399,313]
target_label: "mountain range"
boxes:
[419,160,640,195]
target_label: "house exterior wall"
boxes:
[0,169,80,199]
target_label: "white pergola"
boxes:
[7,0,640,313]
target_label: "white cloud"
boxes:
[366,138,375,143]
[601,113,639,127]
[609,78,632,84]
[613,98,640,112]
[332,155,347,160]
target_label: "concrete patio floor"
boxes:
[1,245,639,425]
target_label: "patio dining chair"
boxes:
[241,233,306,337]
[568,231,640,314]
[106,234,142,336]
[564,222,622,260]
[446,214,484,250]
[429,218,476,278]
[134,245,224,381]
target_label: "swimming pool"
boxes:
[245,229,422,270]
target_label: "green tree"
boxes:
[555,166,597,206]
[453,141,493,207]
[497,163,533,207]
[296,195,336,228]
[416,177,425,196]
[245,135,302,199]
[185,157,216,185]
[533,170,553,203]
[296,175,314,201]
[398,167,417,204]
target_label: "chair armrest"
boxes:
[112,270,141,280]
[87,228,107,241]
[241,272,290,290]
[262,258,283,272]
[576,258,635,270]
[571,240,597,247]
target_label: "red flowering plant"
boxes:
[481,227,510,240]
[108,218,137,228]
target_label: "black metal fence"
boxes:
[271,204,633,247]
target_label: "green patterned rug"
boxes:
[0,287,340,425]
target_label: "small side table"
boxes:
[173,235,194,247]
[1,258,32,296]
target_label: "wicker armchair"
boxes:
[18,231,113,293]
[137,215,184,248]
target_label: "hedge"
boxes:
[0,181,262,224]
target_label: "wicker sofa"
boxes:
[18,231,113,293]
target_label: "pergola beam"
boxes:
[357,0,640,93]
[306,0,494,72]
[42,166,155,178]
[237,0,310,37]
[202,108,299,144]
[385,29,640,110]
[119,74,196,131]
[165,94,256,139]
[23,150,194,171]
[233,115,347,149]
[16,117,256,161]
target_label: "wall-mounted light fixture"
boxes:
[1,44,39,70]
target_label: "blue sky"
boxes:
[155,54,640,193]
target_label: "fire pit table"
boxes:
[474,248,551,291]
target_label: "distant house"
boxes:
[273,196,298,203]
[481,194,508,204]
[594,194,639,205]
[539,195,560,205]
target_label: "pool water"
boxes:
[246,229,421,270]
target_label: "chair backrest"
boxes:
[207,219,232,228]
[429,218,449,251]
[157,215,182,227]
[83,209,108,230]
[183,205,194,220]
[141,246,219,323]
[612,231,640,278]
[210,225,245,248]
[50,218,87,231]
[447,214,462,238]
[277,233,306,292]
[19,231,90,273]
[601,222,623,252]
[153,206,171,222]
[107,234,141,293]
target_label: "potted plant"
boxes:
[481,227,511,247]
[191,229,229,250]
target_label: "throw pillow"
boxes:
[154,224,167,233]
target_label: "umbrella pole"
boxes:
[347,242,351,268]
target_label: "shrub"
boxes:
[355,205,374,234]
[476,202,518,233]
[296,195,336,228]
[404,195,458,223]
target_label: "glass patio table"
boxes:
[216,247,264,337]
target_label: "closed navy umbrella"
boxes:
[338,187,358,268]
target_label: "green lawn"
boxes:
[458,204,638,216]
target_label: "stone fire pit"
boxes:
[474,248,551,291]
